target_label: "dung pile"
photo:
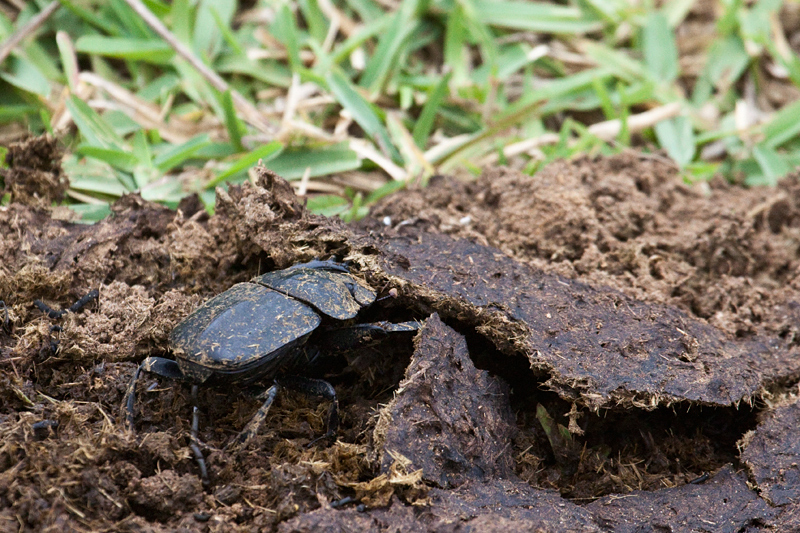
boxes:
[1,136,799,531]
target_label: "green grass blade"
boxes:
[57,0,122,36]
[443,5,470,86]
[132,130,154,168]
[272,4,302,71]
[298,0,329,44]
[193,0,237,58]
[654,116,695,167]
[642,12,678,84]
[75,36,175,63]
[219,89,244,152]
[153,134,213,173]
[306,194,350,217]
[359,0,422,94]
[0,57,50,96]
[326,70,402,162]
[69,203,112,222]
[752,145,791,186]
[75,146,140,173]
[265,145,361,180]
[209,3,245,57]
[329,13,392,66]
[412,72,452,148]
[762,99,800,149]
[208,141,283,187]
[66,95,126,149]
[472,0,604,34]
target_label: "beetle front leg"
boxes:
[280,376,339,446]
[123,356,184,429]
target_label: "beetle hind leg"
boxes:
[189,386,210,486]
[227,382,280,451]
[229,377,339,451]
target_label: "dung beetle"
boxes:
[124,259,418,484]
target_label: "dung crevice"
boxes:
[437,315,761,501]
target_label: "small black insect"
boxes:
[124,259,417,484]
[31,289,100,352]
[0,300,10,334]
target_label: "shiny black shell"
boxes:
[169,267,375,384]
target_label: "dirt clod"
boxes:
[587,466,775,532]
[740,394,800,506]
[0,135,68,209]
[375,314,515,489]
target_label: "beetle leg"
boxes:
[320,320,420,352]
[229,377,339,450]
[189,386,210,486]
[123,356,184,430]
[228,382,280,451]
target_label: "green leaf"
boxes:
[75,36,175,63]
[69,173,128,197]
[215,55,292,87]
[56,32,80,94]
[299,0,329,44]
[306,194,350,217]
[472,0,603,34]
[272,4,302,71]
[208,141,283,187]
[142,0,171,17]
[171,0,192,43]
[132,130,153,168]
[326,70,402,162]
[109,0,152,38]
[57,0,122,35]
[265,146,361,180]
[752,145,791,186]
[662,0,695,26]
[762,99,800,149]
[360,0,422,94]
[64,155,130,196]
[443,5,470,86]
[75,146,140,173]
[208,3,244,57]
[365,179,407,204]
[642,12,678,83]
[0,57,50,96]
[219,90,244,152]
[536,404,574,457]
[691,36,749,105]
[153,134,213,173]
[329,13,392,66]
[413,72,452,148]
[193,0,236,58]
[343,0,384,22]
[654,116,695,167]
[0,104,38,123]
[66,95,126,149]
[69,203,112,222]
